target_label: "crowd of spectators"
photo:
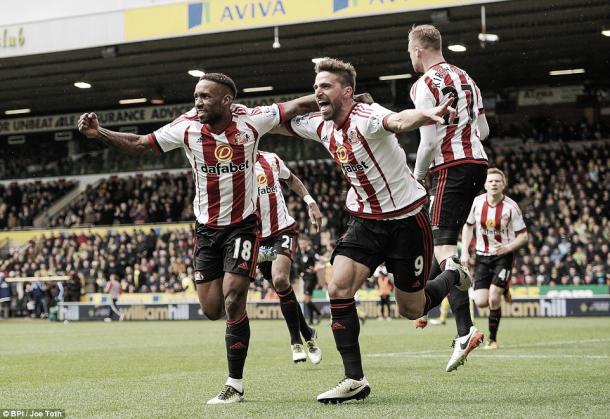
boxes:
[50,173,195,228]
[3,228,195,310]
[1,139,608,310]
[491,141,609,287]
[0,139,188,180]
[0,179,77,230]
[488,117,609,144]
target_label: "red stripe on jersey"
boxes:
[494,201,504,245]
[480,200,490,253]
[441,125,456,162]
[461,124,473,158]
[443,72,455,89]
[201,126,221,225]
[147,133,162,155]
[329,130,364,212]
[342,120,381,213]
[224,121,247,224]
[258,156,279,234]
[358,127,396,207]
[316,121,324,139]
[277,103,286,123]
[424,77,439,103]
[185,128,200,213]
[245,122,259,141]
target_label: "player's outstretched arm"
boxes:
[283,172,322,232]
[279,94,318,121]
[478,113,490,141]
[413,124,439,181]
[78,112,156,155]
[385,95,455,134]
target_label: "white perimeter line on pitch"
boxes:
[367,353,608,360]
[366,338,610,359]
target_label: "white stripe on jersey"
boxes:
[256,151,296,238]
[466,194,526,256]
[150,104,284,227]
[288,103,427,219]
[411,62,488,171]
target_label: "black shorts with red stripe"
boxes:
[257,225,298,280]
[331,210,433,293]
[193,214,259,283]
[473,253,515,290]
[429,163,487,245]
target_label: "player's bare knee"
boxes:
[398,304,424,320]
[327,282,351,299]
[203,306,223,320]
[224,290,246,318]
[475,298,489,308]
[489,297,502,310]
[272,276,290,293]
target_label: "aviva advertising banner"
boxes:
[125,0,503,41]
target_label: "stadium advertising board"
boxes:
[124,0,506,41]
[59,297,610,321]
[511,285,608,298]
[0,94,304,135]
[517,85,584,106]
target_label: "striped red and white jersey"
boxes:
[148,103,286,227]
[411,62,488,171]
[255,151,296,239]
[287,103,427,219]
[466,194,527,256]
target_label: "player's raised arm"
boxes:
[78,112,157,155]
[282,172,322,232]
[279,94,318,122]
[384,95,455,134]
[478,113,490,141]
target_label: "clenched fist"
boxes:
[78,112,101,138]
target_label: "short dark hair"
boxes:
[199,73,237,98]
[315,57,357,91]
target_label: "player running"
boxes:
[460,168,528,349]
[408,24,489,371]
[255,150,323,364]
[78,73,319,405]
[275,57,471,404]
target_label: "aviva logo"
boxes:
[333,0,359,13]
[189,2,211,29]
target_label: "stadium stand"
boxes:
[0,179,77,229]
[2,139,608,302]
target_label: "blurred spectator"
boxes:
[0,179,77,230]
[0,274,12,318]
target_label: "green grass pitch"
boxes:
[1,317,609,417]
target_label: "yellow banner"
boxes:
[125,0,504,41]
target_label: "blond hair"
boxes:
[315,57,357,91]
[409,24,442,50]
[487,167,507,184]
